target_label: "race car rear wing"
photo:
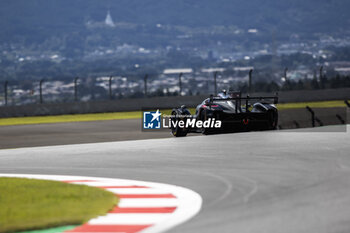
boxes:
[209,92,278,113]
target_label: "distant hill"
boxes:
[0,0,349,43]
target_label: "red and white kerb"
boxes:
[0,174,202,233]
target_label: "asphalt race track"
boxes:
[0,119,172,149]
[0,107,347,149]
[1,125,350,233]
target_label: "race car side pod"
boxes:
[211,94,278,114]
[345,100,350,108]
[306,106,323,127]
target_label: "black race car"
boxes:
[170,91,278,137]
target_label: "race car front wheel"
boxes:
[171,111,188,137]
[200,110,216,135]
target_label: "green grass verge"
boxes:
[0,177,118,233]
[0,100,347,126]
[18,225,76,233]
[0,111,141,126]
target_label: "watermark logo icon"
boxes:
[143,109,161,129]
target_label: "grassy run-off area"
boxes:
[0,100,347,126]
[0,177,118,233]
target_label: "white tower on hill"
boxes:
[105,10,115,27]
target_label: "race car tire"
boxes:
[171,111,188,137]
[200,110,214,135]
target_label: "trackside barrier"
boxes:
[214,72,217,96]
[315,117,324,126]
[306,106,324,127]
[178,73,183,96]
[74,77,79,102]
[39,79,44,104]
[248,69,253,93]
[336,114,345,124]
[4,81,8,106]
[306,106,316,127]
[109,76,113,100]
[144,74,148,97]
[345,100,350,108]
[293,120,300,128]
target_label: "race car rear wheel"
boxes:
[171,111,188,137]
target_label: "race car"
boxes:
[170,91,278,137]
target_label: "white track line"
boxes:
[106,188,172,194]
[118,199,179,208]
[0,174,202,233]
[89,213,173,225]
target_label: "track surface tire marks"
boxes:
[0,125,349,233]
